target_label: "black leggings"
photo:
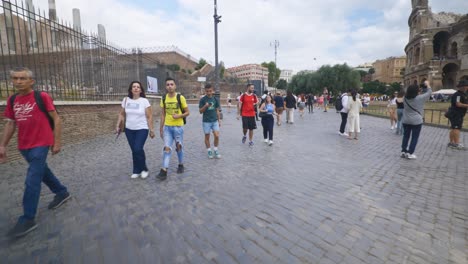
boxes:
[261,116,274,140]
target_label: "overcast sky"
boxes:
[32,0,468,72]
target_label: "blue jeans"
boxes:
[20,146,67,220]
[125,128,149,174]
[401,124,422,154]
[396,109,404,134]
[162,126,184,169]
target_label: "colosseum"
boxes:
[404,0,468,90]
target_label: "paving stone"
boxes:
[0,106,467,263]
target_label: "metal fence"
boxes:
[0,0,171,101]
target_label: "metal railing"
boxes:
[0,0,171,101]
[362,105,468,129]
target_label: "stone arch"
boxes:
[463,36,468,55]
[450,42,458,58]
[442,63,459,89]
[414,46,421,65]
[433,31,450,58]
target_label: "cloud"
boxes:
[29,0,468,72]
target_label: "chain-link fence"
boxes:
[0,0,171,101]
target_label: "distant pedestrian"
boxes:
[226,94,232,113]
[447,80,468,150]
[395,90,405,135]
[199,84,221,159]
[157,77,190,180]
[259,95,276,145]
[400,81,431,159]
[307,93,314,113]
[298,94,306,117]
[237,84,258,146]
[284,90,296,124]
[1,67,71,238]
[388,93,397,130]
[346,90,363,140]
[273,92,285,125]
[338,90,350,137]
[116,81,155,179]
[323,87,329,112]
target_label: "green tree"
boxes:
[195,58,208,70]
[362,80,386,94]
[261,61,281,87]
[276,79,288,90]
[220,65,225,78]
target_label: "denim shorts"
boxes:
[202,121,220,134]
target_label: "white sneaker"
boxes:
[407,154,417,159]
[130,173,140,179]
[264,139,269,143]
[343,133,349,137]
[391,125,395,130]
[268,140,273,146]
[141,171,149,179]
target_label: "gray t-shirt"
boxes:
[402,88,432,125]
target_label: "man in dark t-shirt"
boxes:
[273,92,284,125]
[199,84,221,158]
[448,80,468,149]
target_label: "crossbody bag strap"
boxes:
[404,98,422,116]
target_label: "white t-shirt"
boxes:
[122,97,151,130]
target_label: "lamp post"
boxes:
[213,0,222,109]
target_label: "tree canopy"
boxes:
[288,64,361,95]
[261,61,281,87]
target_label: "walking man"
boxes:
[237,83,258,146]
[448,80,468,150]
[1,67,71,237]
[157,77,190,180]
[273,92,284,125]
[339,90,350,136]
[199,84,221,158]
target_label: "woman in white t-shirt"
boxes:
[116,81,155,179]
[347,90,363,140]
[387,93,398,130]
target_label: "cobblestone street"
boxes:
[1,105,467,264]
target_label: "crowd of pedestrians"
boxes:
[1,67,467,239]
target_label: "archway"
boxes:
[414,47,420,65]
[450,42,458,58]
[442,63,459,89]
[433,31,450,58]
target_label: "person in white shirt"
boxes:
[346,90,363,140]
[116,81,155,179]
[339,90,350,136]
[388,93,398,129]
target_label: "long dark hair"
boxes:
[127,81,146,99]
[405,84,418,99]
[351,90,357,101]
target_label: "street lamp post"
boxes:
[213,0,222,111]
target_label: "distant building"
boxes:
[372,56,407,84]
[354,62,373,73]
[404,0,468,89]
[280,69,294,83]
[226,64,269,86]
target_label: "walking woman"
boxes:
[395,90,405,135]
[401,81,431,159]
[298,94,306,117]
[387,92,397,130]
[284,90,296,124]
[116,81,155,179]
[259,95,276,145]
[346,90,363,140]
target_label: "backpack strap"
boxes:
[34,91,55,130]
[177,93,183,113]
[9,93,18,112]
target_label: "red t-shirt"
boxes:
[4,91,55,150]
[240,93,258,117]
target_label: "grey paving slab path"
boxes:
[0,105,467,264]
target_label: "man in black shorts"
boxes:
[237,84,258,146]
[448,80,468,150]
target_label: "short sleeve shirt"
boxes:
[4,91,55,150]
[160,94,188,126]
[240,93,258,117]
[199,96,219,122]
[122,97,151,130]
[451,90,467,116]
[274,96,284,108]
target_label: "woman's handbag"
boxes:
[118,98,127,132]
[259,111,268,118]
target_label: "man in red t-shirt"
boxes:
[0,67,70,238]
[237,84,258,146]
